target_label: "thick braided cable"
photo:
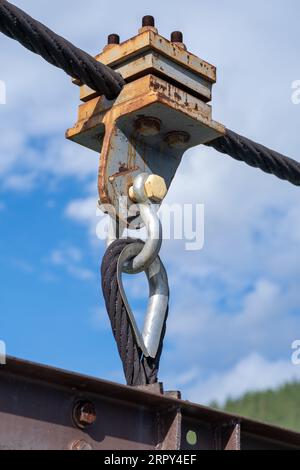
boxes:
[206,129,300,186]
[0,0,125,99]
[101,239,167,386]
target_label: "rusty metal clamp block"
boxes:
[66,17,225,231]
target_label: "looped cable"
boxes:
[101,238,169,386]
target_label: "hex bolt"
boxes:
[171,31,183,43]
[142,15,155,27]
[107,34,120,45]
[170,31,186,50]
[72,400,97,429]
[139,15,158,34]
[129,174,167,203]
[135,116,161,137]
[164,131,190,149]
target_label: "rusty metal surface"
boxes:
[80,52,213,103]
[214,421,241,450]
[94,30,216,82]
[0,357,300,450]
[158,391,182,450]
[68,21,224,228]
[72,30,215,87]
[67,74,224,227]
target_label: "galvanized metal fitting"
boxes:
[107,174,163,274]
[117,240,169,358]
[124,173,163,274]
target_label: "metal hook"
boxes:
[117,241,169,359]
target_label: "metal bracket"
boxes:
[66,18,225,228]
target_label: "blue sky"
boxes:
[1,0,300,404]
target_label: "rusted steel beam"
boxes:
[0,357,299,450]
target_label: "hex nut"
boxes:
[129,174,167,203]
[144,174,167,202]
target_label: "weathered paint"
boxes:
[95,31,216,81]
[67,24,224,226]
[1,357,300,450]
[80,51,213,103]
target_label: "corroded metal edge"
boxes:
[1,356,300,450]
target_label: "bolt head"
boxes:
[107,34,120,45]
[171,31,183,43]
[144,175,167,203]
[73,401,97,429]
[139,15,158,34]
[164,131,190,149]
[135,117,161,137]
[142,15,155,27]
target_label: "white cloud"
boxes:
[184,354,300,406]
[48,246,94,281]
[64,195,107,248]
[66,265,94,281]
[65,197,98,225]
[50,246,82,265]
[161,275,299,373]
[10,258,35,274]
[3,172,36,191]
[1,0,300,401]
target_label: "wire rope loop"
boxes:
[117,240,169,359]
